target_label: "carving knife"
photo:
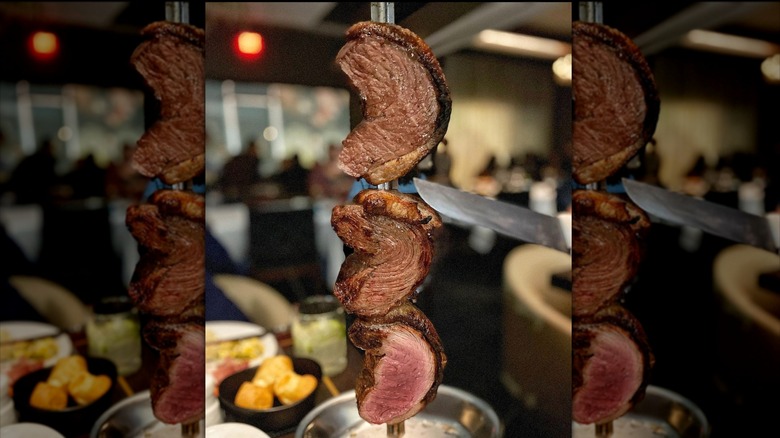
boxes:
[622,178,780,254]
[413,178,571,253]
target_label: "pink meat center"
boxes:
[361,326,434,423]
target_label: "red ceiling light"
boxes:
[30,31,59,59]
[235,31,263,59]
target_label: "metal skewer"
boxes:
[166,1,189,193]
[370,1,405,431]
[595,421,613,437]
[579,1,603,25]
[161,5,200,436]
[165,1,189,25]
[371,2,397,195]
[580,1,603,198]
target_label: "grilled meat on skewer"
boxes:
[573,305,655,425]
[572,21,660,185]
[572,189,650,317]
[336,21,451,185]
[126,190,205,317]
[349,302,447,425]
[131,21,205,185]
[331,189,441,317]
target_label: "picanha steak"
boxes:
[572,21,659,185]
[143,320,205,425]
[125,21,206,427]
[331,20,450,427]
[349,302,447,425]
[131,21,205,185]
[572,189,650,317]
[336,21,452,185]
[573,304,654,425]
[126,189,205,317]
[331,189,442,317]
[126,189,206,425]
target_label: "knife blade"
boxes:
[622,178,779,253]
[413,178,570,253]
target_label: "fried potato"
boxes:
[234,381,274,410]
[47,355,87,388]
[29,381,68,410]
[273,370,317,405]
[252,355,293,387]
[68,371,112,406]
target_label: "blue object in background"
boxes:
[572,177,628,194]
[347,174,426,200]
[143,178,206,199]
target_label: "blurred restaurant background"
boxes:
[0,2,777,437]
[575,3,780,438]
[201,3,574,436]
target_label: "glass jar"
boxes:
[291,295,347,376]
[86,295,142,376]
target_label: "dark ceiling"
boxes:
[0,2,777,89]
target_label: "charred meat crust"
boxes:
[572,189,651,232]
[139,21,205,46]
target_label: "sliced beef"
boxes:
[572,189,650,317]
[349,302,447,425]
[145,323,205,425]
[572,21,659,184]
[572,305,654,425]
[331,189,441,317]
[133,116,205,186]
[336,21,451,185]
[131,21,205,185]
[126,190,205,317]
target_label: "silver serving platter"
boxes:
[295,385,502,438]
[572,385,710,438]
[90,391,205,438]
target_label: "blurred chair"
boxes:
[8,275,88,331]
[212,274,293,331]
[713,244,780,393]
[0,204,43,263]
[248,200,323,301]
[501,244,571,428]
[206,202,250,269]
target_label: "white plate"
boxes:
[0,321,73,412]
[204,321,279,390]
[205,422,270,438]
[205,321,278,367]
[0,400,16,427]
[0,422,65,438]
[205,396,223,427]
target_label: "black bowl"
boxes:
[12,356,118,437]
[218,357,322,432]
